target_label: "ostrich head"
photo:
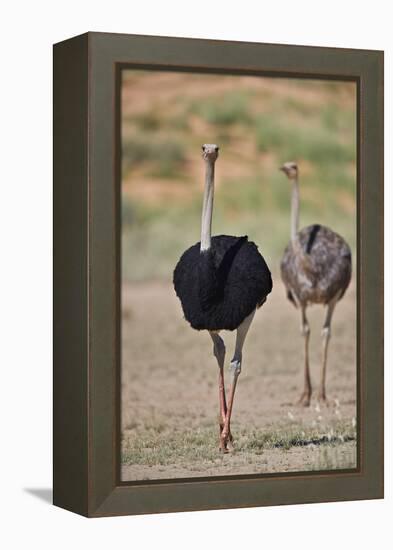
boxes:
[280,161,298,180]
[202,144,219,162]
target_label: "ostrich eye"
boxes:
[202,146,205,151]
[215,146,219,152]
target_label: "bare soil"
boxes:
[121,280,357,481]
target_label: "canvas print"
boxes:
[120,70,357,481]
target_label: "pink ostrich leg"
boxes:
[210,332,232,450]
[220,310,255,452]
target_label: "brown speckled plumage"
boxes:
[279,160,353,406]
[281,223,352,307]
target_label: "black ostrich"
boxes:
[280,162,352,406]
[173,144,272,452]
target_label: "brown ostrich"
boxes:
[280,162,352,406]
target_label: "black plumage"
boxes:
[281,224,352,307]
[174,235,272,331]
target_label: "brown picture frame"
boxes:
[53,32,384,517]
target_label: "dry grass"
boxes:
[121,281,357,481]
[122,419,356,468]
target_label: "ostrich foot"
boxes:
[219,429,234,453]
[297,391,311,407]
[226,438,234,452]
[220,421,233,452]
[219,438,229,453]
[317,392,331,407]
[219,440,234,453]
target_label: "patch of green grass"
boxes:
[121,186,356,283]
[191,91,252,126]
[120,193,280,282]
[132,110,161,131]
[313,444,357,471]
[239,418,356,453]
[218,174,291,216]
[281,96,315,117]
[122,425,219,466]
[320,103,356,133]
[166,112,190,131]
[122,419,357,467]
[122,218,196,281]
[122,196,137,227]
[122,133,186,178]
[255,114,355,166]
[129,108,190,132]
[122,195,168,228]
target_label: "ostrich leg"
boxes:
[209,332,232,447]
[318,295,339,404]
[298,306,312,406]
[220,310,255,452]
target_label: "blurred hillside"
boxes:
[121,70,356,282]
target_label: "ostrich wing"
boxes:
[216,236,248,287]
[198,236,248,311]
[281,224,352,306]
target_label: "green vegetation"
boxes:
[313,445,357,471]
[121,75,356,282]
[122,133,186,178]
[122,418,357,468]
[242,420,356,453]
[190,91,252,126]
[255,114,355,166]
[122,426,219,467]
[121,183,356,282]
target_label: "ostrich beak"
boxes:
[279,165,286,173]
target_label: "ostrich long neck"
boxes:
[291,178,300,243]
[200,161,215,252]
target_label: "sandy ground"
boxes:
[121,279,357,481]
